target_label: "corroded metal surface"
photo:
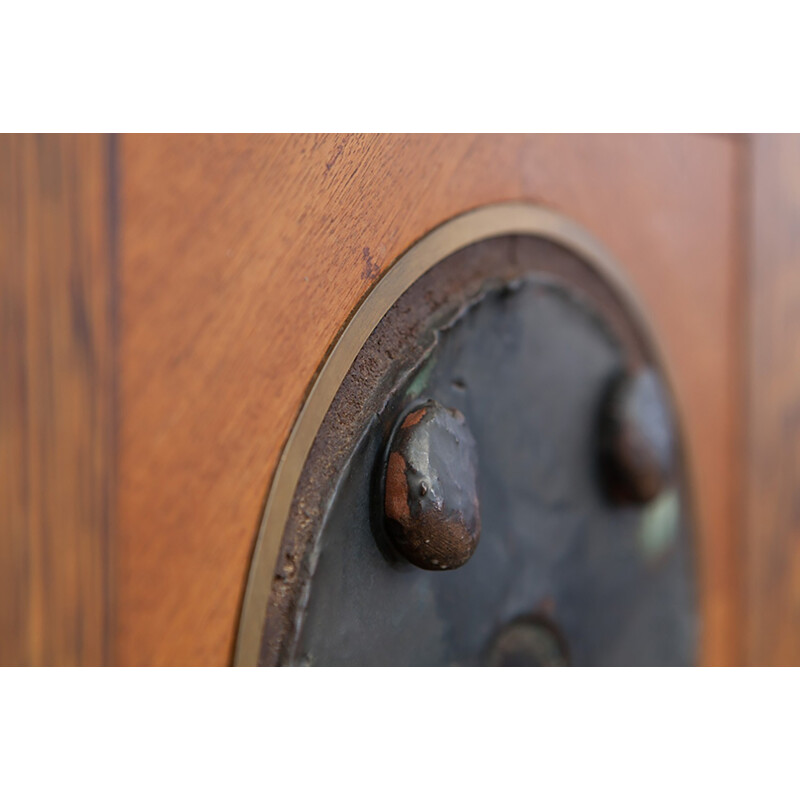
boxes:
[288,279,696,666]
[235,207,698,667]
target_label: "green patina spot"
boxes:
[638,490,680,563]
[405,356,436,399]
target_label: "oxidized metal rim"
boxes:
[234,202,690,666]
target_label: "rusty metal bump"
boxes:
[598,368,675,505]
[486,616,569,667]
[383,399,480,570]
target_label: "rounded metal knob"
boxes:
[598,368,675,504]
[383,399,480,570]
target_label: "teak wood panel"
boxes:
[746,134,800,665]
[117,134,742,666]
[0,134,114,666]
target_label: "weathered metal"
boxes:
[384,400,480,570]
[287,278,696,665]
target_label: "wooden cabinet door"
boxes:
[5,133,796,666]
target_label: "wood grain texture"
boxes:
[0,134,114,665]
[118,134,743,665]
[746,134,800,665]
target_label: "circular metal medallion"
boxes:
[235,204,699,666]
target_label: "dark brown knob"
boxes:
[486,617,569,667]
[597,368,675,504]
[383,399,480,570]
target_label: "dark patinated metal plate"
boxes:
[235,205,699,667]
